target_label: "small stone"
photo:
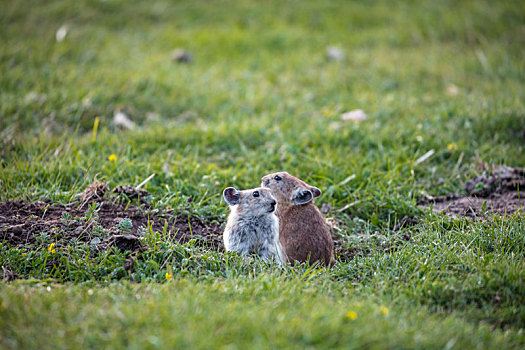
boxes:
[171,48,193,63]
[74,226,85,235]
[56,25,68,42]
[113,109,135,130]
[326,46,344,61]
[446,84,459,96]
[341,109,367,122]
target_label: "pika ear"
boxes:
[223,187,240,206]
[310,186,321,198]
[292,189,313,205]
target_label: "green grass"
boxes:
[1,0,525,348]
[1,277,522,349]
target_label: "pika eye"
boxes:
[274,175,282,181]
[253,191,260,197]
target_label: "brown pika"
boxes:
[223,187,285,264]
[261,172,335,266]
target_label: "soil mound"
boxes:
[0,199,223,251]
[420,165,524,218]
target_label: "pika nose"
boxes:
[264,179,270,187]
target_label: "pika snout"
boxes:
[268,199,277,213]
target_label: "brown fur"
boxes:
[261,172,335,266]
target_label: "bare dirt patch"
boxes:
[420,165,524,218]
[6,165,520,264]
[0,198,223,251]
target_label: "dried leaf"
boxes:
[414,149,435,165]
[78,180,109,203]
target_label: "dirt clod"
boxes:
[464,165,525,196]
[112,185,151,204]
[2,266,19,282]
[110,235,144,252]
[393,216,419,231]
[123,256,135,271]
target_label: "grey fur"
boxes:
[223,187,285,264]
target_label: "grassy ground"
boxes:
[1,0,525,348]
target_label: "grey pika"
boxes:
[223,186,285,264]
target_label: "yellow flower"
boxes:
[48,243,56,253]
[321,107,332,117]
[108,154,117,162]
[380,306,389,316]
[346,311,357,320]
[447,143,458,151]
[166,272,173,281]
